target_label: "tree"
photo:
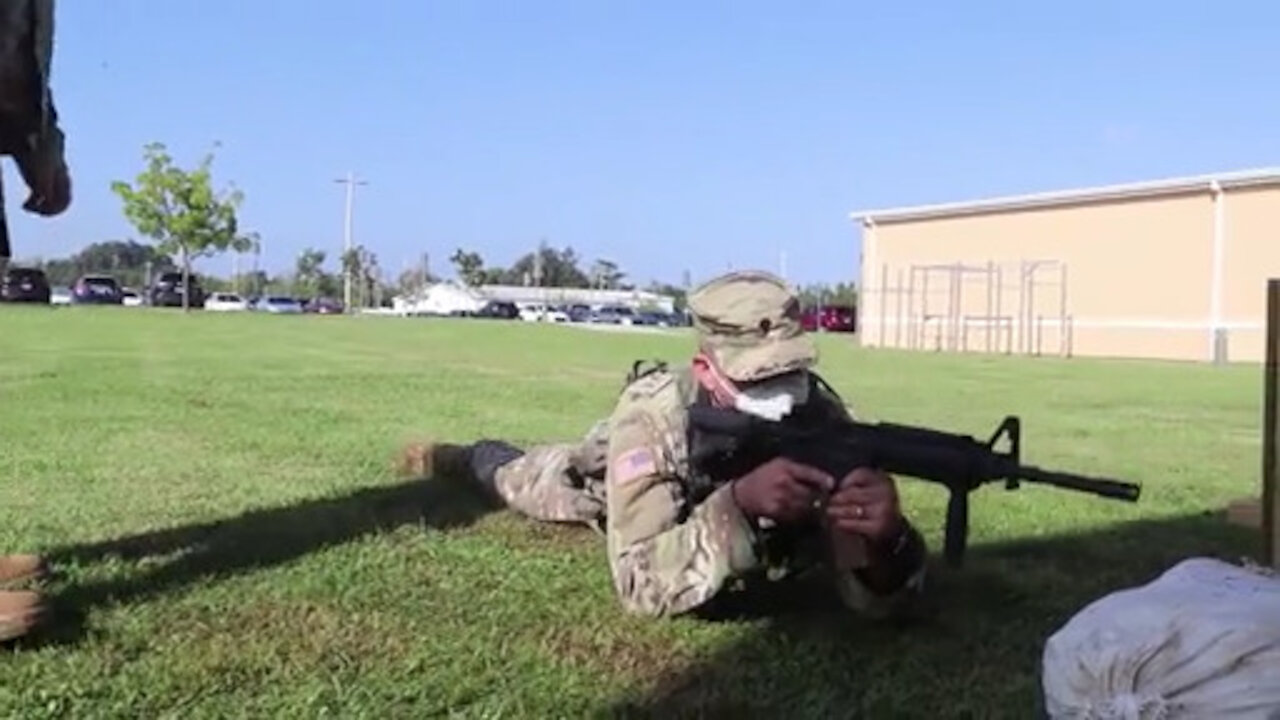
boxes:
[341,247,363,306]
[590,259,625,289]
[234,270,272,297]
[359,246,381,308]
[502,245,590,287]
[340,244,381,308]
[396,257,438,299]
[447,244,601,288]
[647,281,688,312]
[110,142,255,311]
[294,247,327,298]
[449,248,487,286]
[796,282,858,309]
[32,239,175,289]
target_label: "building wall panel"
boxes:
[1222,187,1280,322]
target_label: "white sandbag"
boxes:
[1042,557,1280,720]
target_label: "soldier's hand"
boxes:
[14,127,72,217]
[731,457,834,522]
[22,162,70,216]
[825,467,903,542]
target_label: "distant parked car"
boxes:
[473,300,519,319]
[518,303,569,323]
[71,274,124,305]
[0,266,51,303]
[253,295,304,314]
[801,304,857,333]
[304,297,344,314]
[636,310,681,327]
[120,288,143,307]
[49,286,71,305]
[150,270,206,308]
[206,292,250,312]
[565,304,593,322]
[592,305,637,325]
[668,309,692,327]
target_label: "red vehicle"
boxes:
[801,304,857,333]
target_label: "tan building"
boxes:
[849,168,1280,363]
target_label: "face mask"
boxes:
[733,371,810,421]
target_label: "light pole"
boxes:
[334,171,368,310]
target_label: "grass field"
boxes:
[0,306,1264,718]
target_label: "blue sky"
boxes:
[8,1,1280,287]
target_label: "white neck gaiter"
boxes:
[697,353,810,421]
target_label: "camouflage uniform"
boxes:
[0,0,62,642]
[488,418,611,533]
[472,270,927,618]
[0,0,70,270]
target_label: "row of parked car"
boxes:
[0,266,345,314]
[2,265,858,331]
[2,267,192,306]
[468,299,856,333]
[461,299,692,327]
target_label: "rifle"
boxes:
[686,405,1142,567]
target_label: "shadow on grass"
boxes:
[27,473,500,649]
[607,510,1261,720]
[18,477,1262,719]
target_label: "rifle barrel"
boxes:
[1017,465,1141,502]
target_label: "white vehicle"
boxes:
[49,286,71,305]
[206,292,250,312]
[253,295,304,314]
[121,288,143,307]
[518,303,569,323]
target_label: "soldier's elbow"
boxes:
[617,592,676,618]
[611,569,681,618]
[609,555,706,619]
[616,588,708,619]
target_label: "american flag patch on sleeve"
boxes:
[612,446,658,485]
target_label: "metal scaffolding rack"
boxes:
[870,258,1073,357]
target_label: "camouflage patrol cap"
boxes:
[687,269,817,383]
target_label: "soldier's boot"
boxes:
[397,439,524,499]
[0,554,48,643]
[0,554,46,586]
[0,590,47,642]
[397,440,473,481]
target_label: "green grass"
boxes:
[0,306,1264,718]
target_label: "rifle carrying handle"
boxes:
[944,490,969,567]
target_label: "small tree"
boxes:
[341,246,363,308]
[591,259,625,289]
[449,248,487,286]
[111,141,254,311]
[294,247,326,298]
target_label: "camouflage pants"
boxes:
[491,420,611,533]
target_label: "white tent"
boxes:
[392,282,487,316]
